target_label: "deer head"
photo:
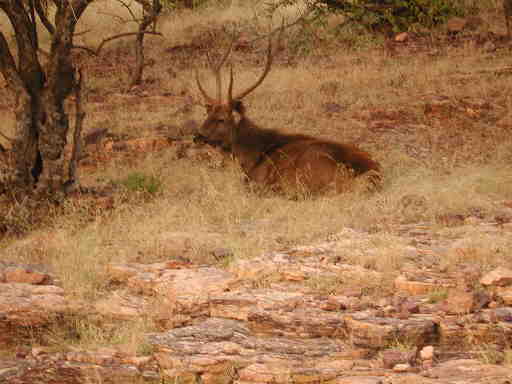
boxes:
[194,29,282,150]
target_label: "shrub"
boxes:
[120,172,162,195]
[272,0,469,34]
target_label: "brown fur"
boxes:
[195,102,382,195]
[194,30,381,195]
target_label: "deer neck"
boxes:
[231,116,279,174]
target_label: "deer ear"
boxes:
[232,100,245,115]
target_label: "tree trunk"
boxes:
[0,0,91,198]
[129,0,162,87]
[131,28,146,87]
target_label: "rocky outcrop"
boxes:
[3,227,512,383]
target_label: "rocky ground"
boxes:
[1,135,512,382]
[2,9,512,383]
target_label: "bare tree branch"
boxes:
[75,28,92,36]
[246,6,316,45]
[95,30,162,54]
[117,0,139,22]
[34,0,56,35]
[72,44,97,55]
[0,0,44,93]
[0,32,27,92]
[0,130,15,142]
[96,10,137,24]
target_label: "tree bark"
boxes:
[0,30,40,189]
[0,0,92,198]
[129,0,162,87]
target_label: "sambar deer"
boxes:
[194,31,382,196]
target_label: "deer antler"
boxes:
[195,69,215,104]
[196,33,236,103]
[230,25,284,102]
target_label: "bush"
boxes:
[120,172,162,195]
[273,0,469,35]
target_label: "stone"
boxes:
[83,127,108,145]
[210,290,343,338]
[447,17,468,33]
[423,359,512,380]
[4,266,49,284]
[422,359,434,370]
[322,102,345,114]
[382,350,414,369]
[336,378,383,384]
[0,283,75,345]
[109,137,172,152]
[420,346,434,360]
[149,318,348,379]
[394,32,408,42]
[480,267,512,287]
[94,291,150,319]
[497,286,512,305]
[393,363,411,372]
[443,288,489,314]
[394,275,451,295]
[344,313,435,348]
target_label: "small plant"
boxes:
[384,337,417,352]
[305,275,345,295]
[137,341,156,356]
[504,348,512,366]
[477,344,504,365]
[120,172,162,195]
[427,289,449,303]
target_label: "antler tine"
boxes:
[195,68,215,105]
[214,33,236,72]
[227,64,234,105]
[213,34,236,102]
[233,25,283,101]
[197,33,236,104]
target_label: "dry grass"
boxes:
[43,314,157,354]
[2,0,512,352]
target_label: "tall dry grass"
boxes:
[1,0,512,328]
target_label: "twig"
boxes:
[246,6,316,45]
[34,0,55,35]
[96,11,137,24]
[95,31,162,54]
[72,44,97,55]
[116,0,139,22]
[74,29,92,36]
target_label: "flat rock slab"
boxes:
[394,274,454,295]
[210,289,345,338]
[344,313,436,349]
[147,319,512,384]
[421,358,512,383]
[94,290,151,319]
[438,311,512,348]
[148,317,354,379]
[0,283,76,344]
[108,263,237,300]
[0,358,154,384]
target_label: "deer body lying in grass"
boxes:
[194,31,381,196]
